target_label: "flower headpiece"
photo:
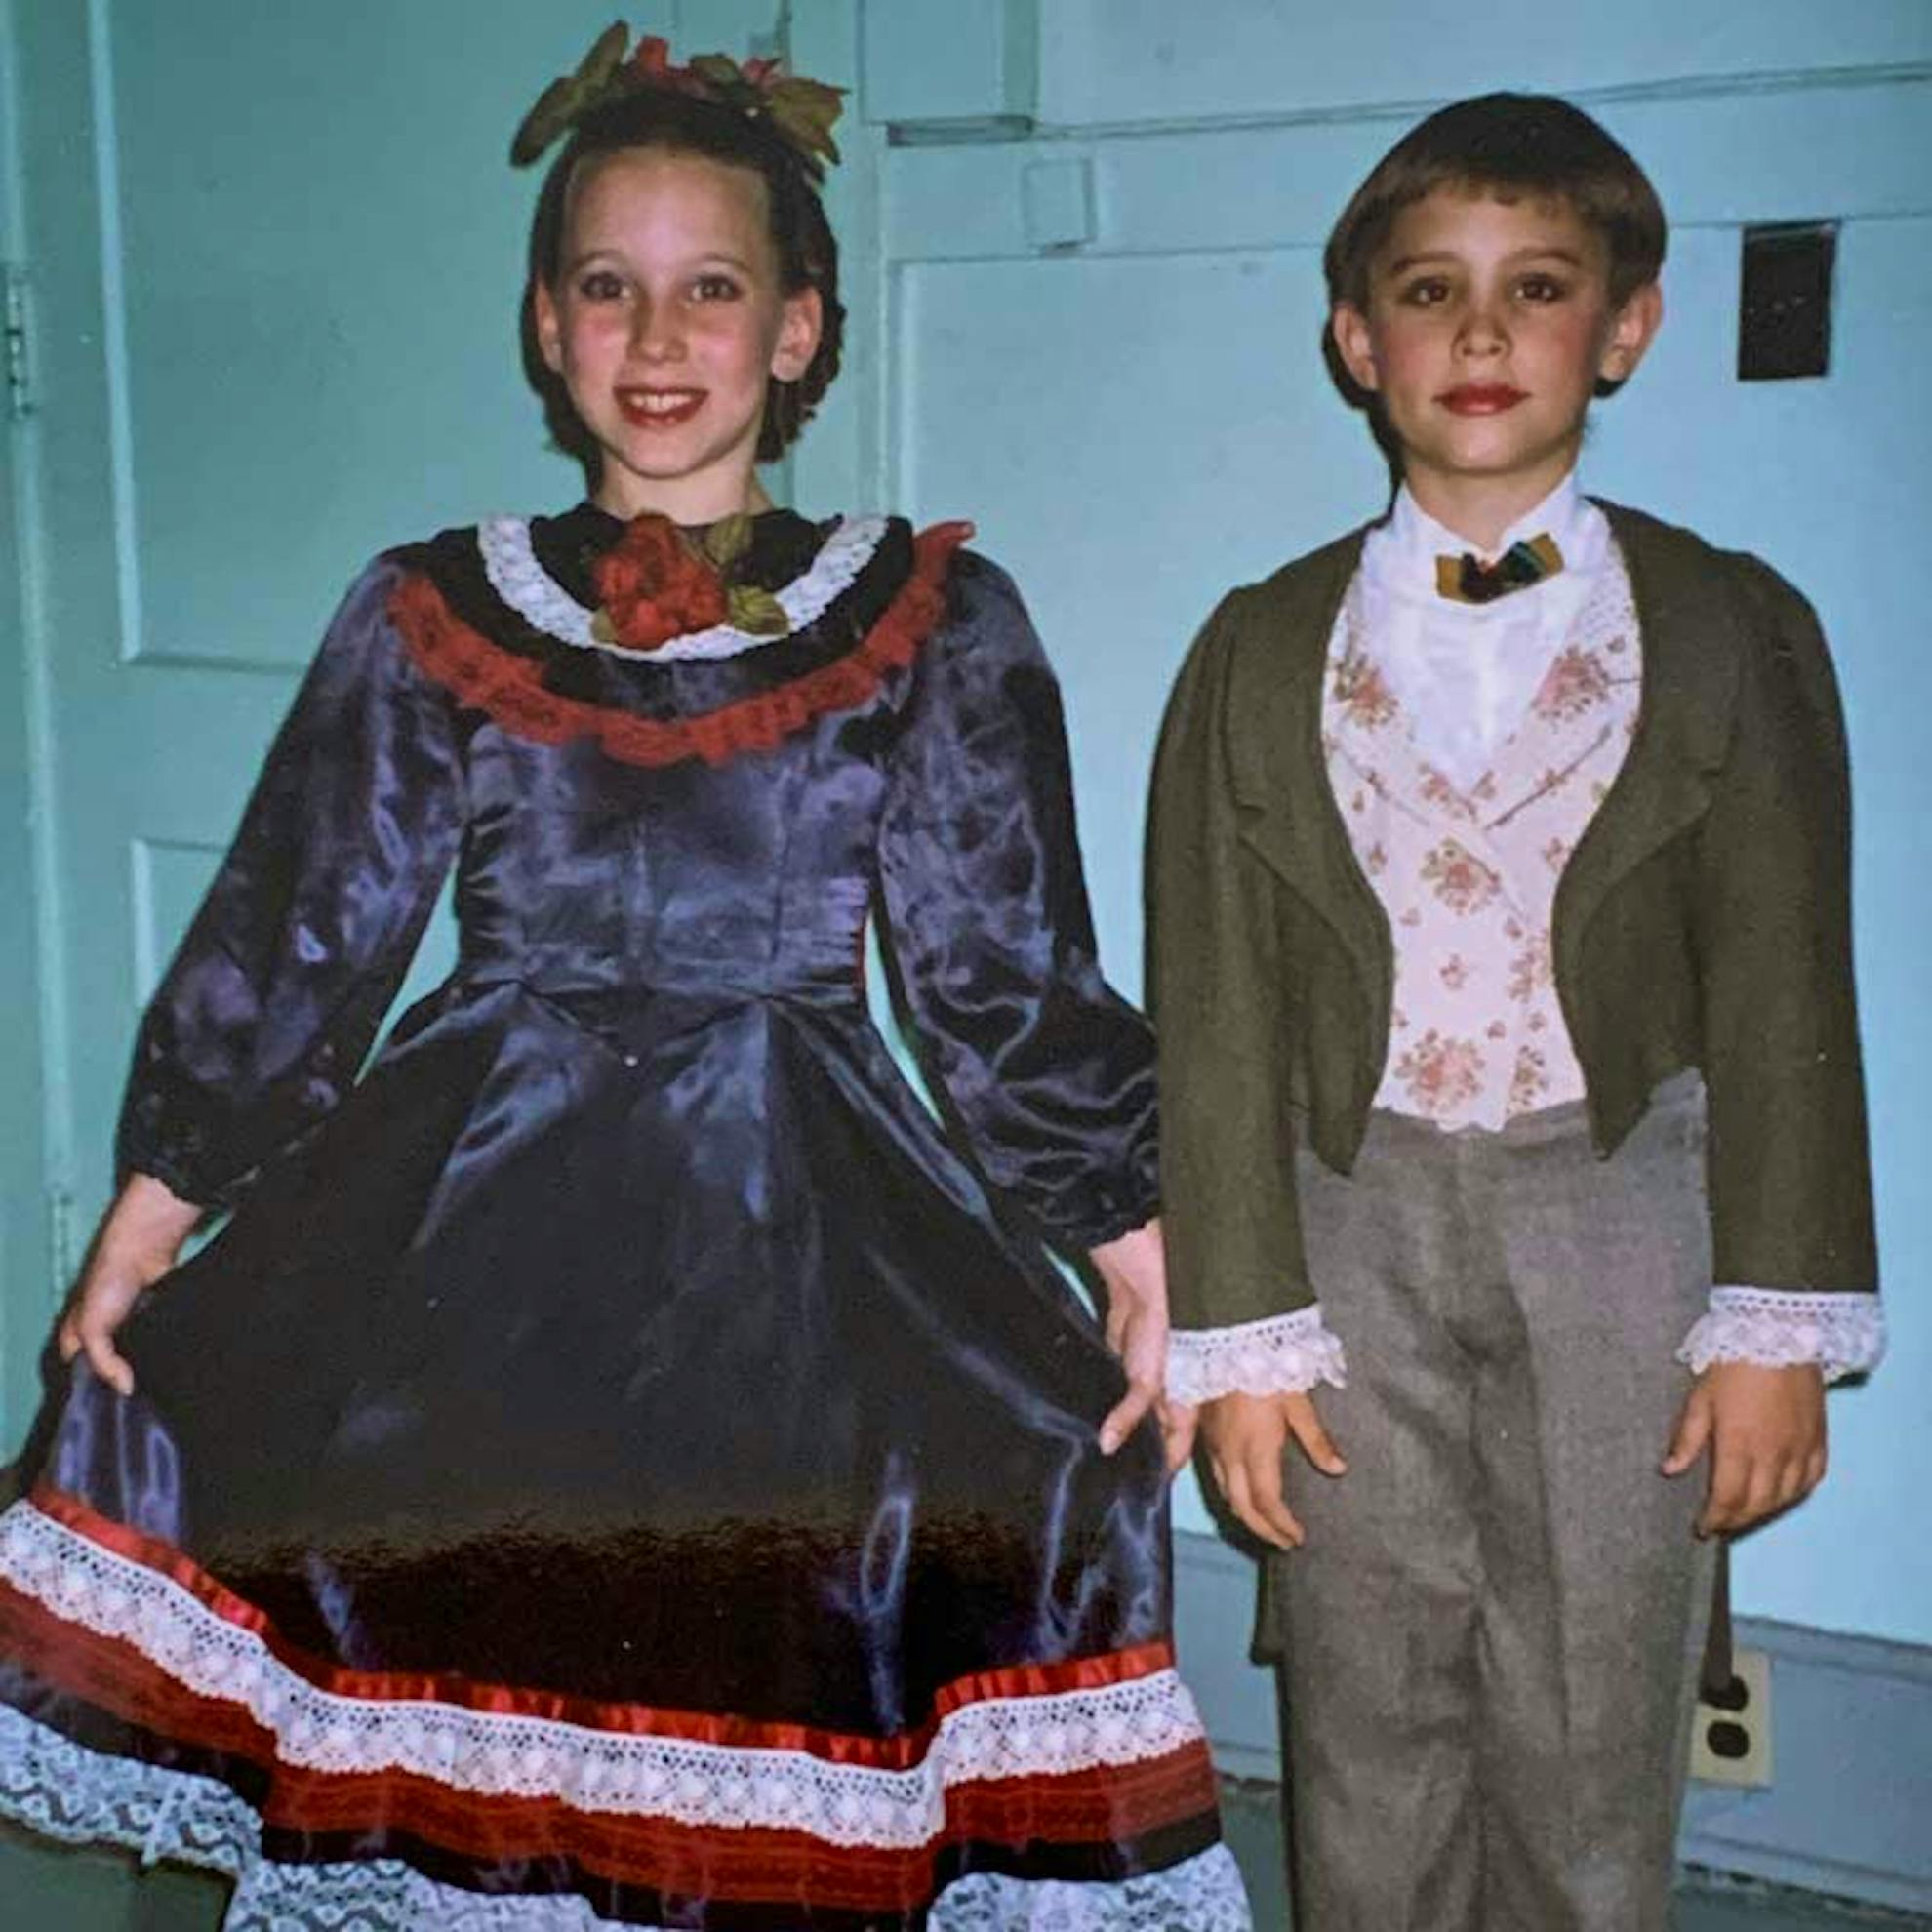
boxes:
[511,23,844,181]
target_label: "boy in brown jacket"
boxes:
[1151,94,1881,1931]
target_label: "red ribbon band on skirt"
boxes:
[5,1490,1218,1912]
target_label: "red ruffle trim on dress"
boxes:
[4,1485,1221,1912]
[26,1484,1176,1766]
[390,521,974,770]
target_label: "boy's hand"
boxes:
[1661,1362,1827,1536]
[1198,1389,1347,1550]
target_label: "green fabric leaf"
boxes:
[509,22,629,167]
[727,584,790,636]
[685,54,743,90]
[580,21,629,91]
[510,75,584,166]
[700,514,753,573]
[766,83,843,167]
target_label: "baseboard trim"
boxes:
[1679,1616,1932,1914]
[1174,1531,1932,1913]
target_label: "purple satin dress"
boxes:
[0,507,1246,1929]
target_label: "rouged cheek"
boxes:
[1528,304,1614,357]
[560,323,636,371]
[684,311,771,351]
[1364,333,1442,400]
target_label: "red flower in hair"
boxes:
[592,515,730,653]
[629,36,673,81]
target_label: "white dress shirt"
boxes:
[1356,473,1609,790]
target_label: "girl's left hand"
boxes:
[1087,1220,1196,1473]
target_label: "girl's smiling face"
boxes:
[1330,187,1661,547]
[532,146,822,525]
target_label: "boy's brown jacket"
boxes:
[1148,502,1877,1334]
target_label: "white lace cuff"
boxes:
[1676,1286,1885,1384]
[1166,1306,1348,1405]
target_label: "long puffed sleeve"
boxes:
[877,552,1158,1250]
[116,556,464,1206]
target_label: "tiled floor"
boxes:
[1220,1779,1932,1930]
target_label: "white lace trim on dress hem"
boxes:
[476,513,888,661]
[0,1501,1205,1852]
[1676,1286,1885,1383]
[1165,1307,1348,1405]
[0,1704,1253,1931]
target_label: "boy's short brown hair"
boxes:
[1324,93,1667,310]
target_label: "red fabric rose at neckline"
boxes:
[591,514,732,652]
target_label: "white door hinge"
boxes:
[6,263,33,421]
[48,1186,79,1293]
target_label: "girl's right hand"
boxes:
[56,1173,203,1397]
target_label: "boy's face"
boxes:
[1330,186,1661,533]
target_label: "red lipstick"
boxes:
[1438,383,1527,415]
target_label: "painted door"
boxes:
[0,10,51,1458]
[0,4,781,1920]
[0,0,791,1437]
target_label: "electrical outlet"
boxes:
[1691,1645,1773,1788]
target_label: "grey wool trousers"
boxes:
[1260,1074,1717,1932]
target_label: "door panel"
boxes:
[897,245,1387,968]
[4,14,783,1910]
[0,0,53,1437]
[3,0,779,1417]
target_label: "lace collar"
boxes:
[475,512,889,663]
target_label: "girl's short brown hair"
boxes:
[1324,93,1667,311]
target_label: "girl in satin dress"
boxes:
[0,27,1250,1931]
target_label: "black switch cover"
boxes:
[1739,221,1836,382]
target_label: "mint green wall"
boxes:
[3,0,1928,1736]
[0,3,1928,1920]
[854,1,1932,1649]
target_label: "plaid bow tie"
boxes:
[1434,533,1564,605]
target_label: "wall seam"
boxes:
[887,58,1932,148]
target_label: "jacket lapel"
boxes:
[1553,501,1741,976]
[1224,527,1390,988]
[1216,503,1738,1014]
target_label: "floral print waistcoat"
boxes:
[1323,551,1642,1129]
